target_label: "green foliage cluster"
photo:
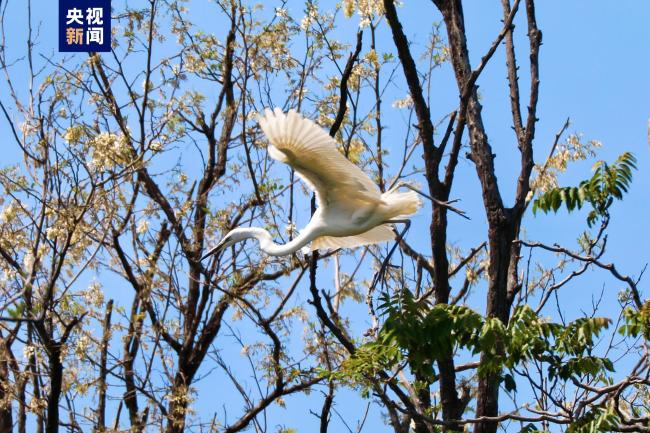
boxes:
[335,289,613,397]
[620,301,650,340]
[565,404,621,433]
[533,152,637,226]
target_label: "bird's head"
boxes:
[202,227,267,260]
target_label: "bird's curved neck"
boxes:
[246,227,317,256]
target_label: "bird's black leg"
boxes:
[384,218,411,269]
[367,219,412,312]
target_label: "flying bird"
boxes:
[203,108,424,258]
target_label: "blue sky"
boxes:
[1,1,649,432]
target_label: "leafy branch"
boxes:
[533,152,637,226]
[335,289,613,395]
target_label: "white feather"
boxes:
[259,108,382,209]
[307,224,396,252]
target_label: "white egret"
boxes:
[203,108,428,259]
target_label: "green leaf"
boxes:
[518,424,542,433]
[7,302,25,319]
[567,405,619,433]
[503,372,517,392]
[532,152,636,226]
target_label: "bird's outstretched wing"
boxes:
[306,224,395,252]
[259,108,381,208]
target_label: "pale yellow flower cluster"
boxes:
[349,63,373,90]
[150,140,163,152]
[64,127,134,171]
[249,21,295,75]
[0,201,19,224]
[88,132,132,171]
[136,219,150,235]
[74,334,91,359]
[300,4,319,30]
[528,133,602,199]
[343,0,384,27]
[280,306,309,322]
[184,53,207,74]
[19,120,38,137]
[63,126,84,143]
[82,281,105,308]
[344,0,355,17]
[46,226,65,241]
[392,94,414,109]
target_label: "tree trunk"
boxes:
[432,2,526,432]
[165,367,196,433]
[45,343,63,433]
[0,346,13,433]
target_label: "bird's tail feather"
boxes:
[382,190,422,219]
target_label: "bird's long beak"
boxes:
[201,238,227,261]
